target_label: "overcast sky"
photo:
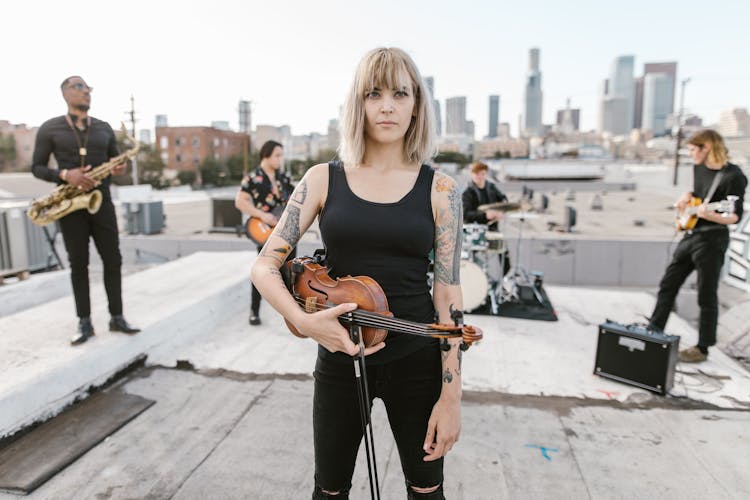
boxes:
[2,0,748,138]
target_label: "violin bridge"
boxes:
[304,296,318,313]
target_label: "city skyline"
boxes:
[2,0,749,139]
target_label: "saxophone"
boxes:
[27,125,140,226]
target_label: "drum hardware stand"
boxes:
[497,210,544,306]
[348,321,380,500]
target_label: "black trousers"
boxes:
[251,244,296,315]
[312,345,445,499]
[650,229,730,347]
[58,199,122,319]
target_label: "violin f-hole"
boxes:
[307,280,329,300]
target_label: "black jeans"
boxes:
[58,199,122,318]
[312,345,445,499]
[251,244,296,315]
[650,229,730,347]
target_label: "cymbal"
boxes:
[477,201,522,212]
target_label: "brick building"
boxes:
[155,126,248,172]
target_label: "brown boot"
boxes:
[678,346,707,363]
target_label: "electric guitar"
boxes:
[245,206,283,245]
[675,196,738,231]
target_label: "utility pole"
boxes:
[129,95,138,185]
[672,78,690,186]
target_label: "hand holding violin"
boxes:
[295,302,386,357]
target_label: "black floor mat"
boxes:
[0,389,154,494]
[468,284,558,322]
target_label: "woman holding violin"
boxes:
[251,47,466,499]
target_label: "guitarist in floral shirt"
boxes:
[235,140,295,325]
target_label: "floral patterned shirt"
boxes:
[240,167,294,213]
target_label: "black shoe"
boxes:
[109,315,141,334]
[249,314,261,326]
[71,317,95,346]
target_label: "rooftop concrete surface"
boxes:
[2,164,749,498]
[1,250,749,498]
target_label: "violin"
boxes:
[284,256,483,348]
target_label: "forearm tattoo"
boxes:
[260,242,291,265]
[291,179,307,205]
[277,204,302,247]
[440,341,462,384]
[434,176,463,285]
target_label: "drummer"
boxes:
[462,161,511,276]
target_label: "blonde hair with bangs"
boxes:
[688,129,729,166]
[338,47,436,165]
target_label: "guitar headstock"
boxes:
[719,195,738,216]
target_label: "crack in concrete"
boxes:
[461,390,747,415]
[131,364,749,415]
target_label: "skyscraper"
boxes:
[446,96,467,136]
[523,48,543,136]
[635,62,677,134]
[642,73,673,136]
[488,95,500,138]
[601,55,635,135]
[424,76,442,136]
[556,99,580,132]
[238,100,252,134]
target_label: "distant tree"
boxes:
[0,133,17,172]
[226,154,245,182]
[199,156,230,187]
[434,151,471,165]
[177,170,196,186]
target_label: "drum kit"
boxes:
[460,201,542,314]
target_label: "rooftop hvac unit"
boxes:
[0,201,52,274]
[123,201,165,235]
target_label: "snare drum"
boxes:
[460,259,489,312]
[486,231,504,253]
[462,223,488,251]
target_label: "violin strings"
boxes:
[290,296,461,338]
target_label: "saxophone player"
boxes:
[31,75,140,345]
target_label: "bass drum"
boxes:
[460,259,488,313]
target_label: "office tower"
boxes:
[523,48,543,136]
[601,55,635,135]
[488,95,500,138]
[155,114,168,128]
[642,73,673,136]
[634,62,677,132]
[466,120,475,139]
[446,96,467,135]
[556,99,580,133]
[425,76,441,136]
[239,100,252,134]
[719,108,750,138]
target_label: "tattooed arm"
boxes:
[423,170,464,462]
[250,163,385,357]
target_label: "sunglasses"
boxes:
[68,83,93,92]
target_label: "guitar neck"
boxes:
[685,200,724,216]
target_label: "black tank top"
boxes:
[318,161,437,364]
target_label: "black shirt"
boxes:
[319,161,437,365]
[31,115,119,198]
[462,180,508,229]
[240,166,294,214]
[693,162,747,230]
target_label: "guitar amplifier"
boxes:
[594,320,680,395]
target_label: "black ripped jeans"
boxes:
[312,345,445,499]
[650,228,730,347]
